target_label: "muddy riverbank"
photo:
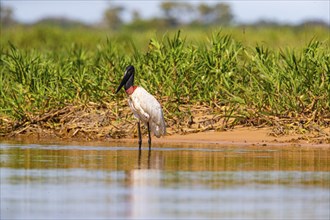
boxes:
[2,126,329,148]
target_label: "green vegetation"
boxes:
[0,26,329,141]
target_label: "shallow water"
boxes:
[1,142,329,219]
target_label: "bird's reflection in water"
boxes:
[137,148,150,169]
[130,149,162,218]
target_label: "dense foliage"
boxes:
[0,26,329,138]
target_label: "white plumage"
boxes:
[128,87,166,137]
[115,65,166,148]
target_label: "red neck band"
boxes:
[125,86,137,95]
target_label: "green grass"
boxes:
[0,26,329,137]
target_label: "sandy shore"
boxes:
[114,126,330,148]
[2,126,329,148]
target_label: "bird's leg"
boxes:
[137,149,142,169]
[137,121,142,149]
[147,148,151,169]
[147,122,151,149]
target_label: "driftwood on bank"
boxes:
[0,101,329,144]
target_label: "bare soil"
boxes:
[2,126,328,149]
[1,103,329,148]
[115,126,330,148]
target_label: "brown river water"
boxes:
[1,141,329,219]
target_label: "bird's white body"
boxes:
[127,87,166,138]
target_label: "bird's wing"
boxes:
[128,95,150,121]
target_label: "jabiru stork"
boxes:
[115,65,166,149]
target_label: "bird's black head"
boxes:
[115,65,135,94]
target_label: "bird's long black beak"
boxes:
[115,70,131,94]
[115,65,135,94]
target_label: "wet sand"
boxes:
[2,126,329,148]
[118,126,330,148]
